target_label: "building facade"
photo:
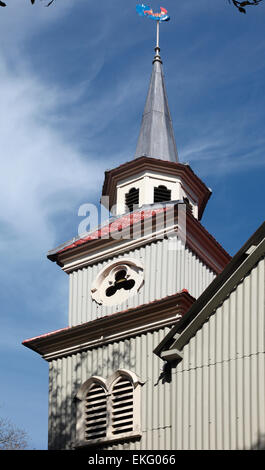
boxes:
[23,39,264,450]
[155,222,265,450]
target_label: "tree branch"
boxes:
[0,417,28,450]
[0,0,264,9]
[229,0,263,13]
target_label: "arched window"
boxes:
[154,185,171,203]
[84,382,107,441]
[110,375,134,436]
[75,370,142,447]
[125,187,139,212]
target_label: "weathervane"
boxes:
[136,4,170,61]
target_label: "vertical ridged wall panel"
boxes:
[49,253,264,449]
[68,239,215,326]
[48,327,176,450]
[173,256,265,449]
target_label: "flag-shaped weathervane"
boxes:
[136,4,170,22]
[136,4,170,51]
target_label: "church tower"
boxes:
[23,26,231,450]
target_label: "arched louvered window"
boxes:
[154,185,171,203]
[75,370,141,448]
[84,382,107,442]
[110,376,134,436]
[125,187,139,212]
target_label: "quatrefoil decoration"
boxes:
[105,270,135,297]
[91,258,144,306]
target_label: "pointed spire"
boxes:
[135,45,178,163]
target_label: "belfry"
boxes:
[23,8,265,450]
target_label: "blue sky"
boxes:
[0,0,264,450]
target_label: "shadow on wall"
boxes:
[48,347,265,451]
[48,341,140,450]
[251,435,265,450]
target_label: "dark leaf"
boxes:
[230,0,263,12]
[0,1,6,6]
[31,0,35,4]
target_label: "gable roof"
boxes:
[154,221,265,360]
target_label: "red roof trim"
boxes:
[50,207,167,256]
[22,290,194,346]
[22,326,70,344]
[48,205,231,275]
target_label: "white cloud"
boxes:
[0,52,105,259]
[0,0,73,46]
[0,0,264,264]
[0,0,264,450]
[0,1,142,262]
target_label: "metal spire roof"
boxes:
[135,45,178,162]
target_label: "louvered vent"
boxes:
[183,197,193,215]
[125,187,139,212]
[154,185,171,203]
[85,384,107,441]
[111,377,134,435]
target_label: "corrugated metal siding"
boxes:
[68,238,215,326]
[48,327,176,450]
[48,257,265,450]
[173,256,265,449]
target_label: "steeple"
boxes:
[135,44,178,162]
[101,16,211,219]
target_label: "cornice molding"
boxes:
[22,291,195,361]
[52,209,231,275]
[102,157,211,220]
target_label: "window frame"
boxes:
[90,258,144,307]
[75,370,142,448]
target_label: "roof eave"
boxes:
[102,156,212,217]
[46,204,231,274]
[154,221,265,359]
[22,291,195,359]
